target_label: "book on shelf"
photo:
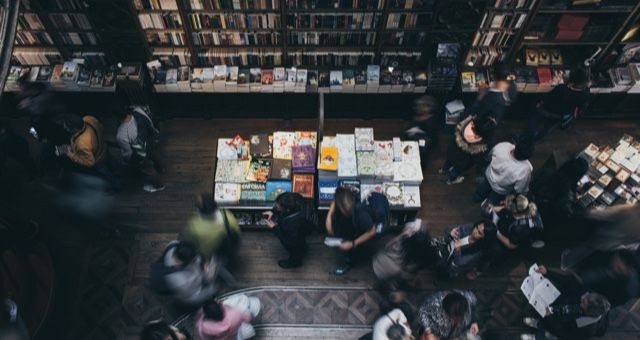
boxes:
[360,183,383,202]
[295,69,307,93]
[225,66,238,92]
[338,179,360,196]
[261,69,274,92]
[402,71,415,93]
[390,69,403,93]
[393,160,423,184]
[273,67,285,92]
[354,69,367,93]
[414,71,427,93]
[336,134,357,178]
[374,140,394,179]
[214,183,242,203]
[269,159,292,180]
[292,145,316,173]
[246,159,272,183]
[190,67,205,92]
[177,66,191,92]
[306,70,318,93]
[237,68,250,92]
[37,66,53,82]
[366,65,380,93]
[354,128,375,151]
[403,185,421,208]
[250,68,262,92]
[250,134,272,158]
[356,151,376,177]
[318,145,338,171]
[382,182,404,206]
[461,71,477,92]
[240,182,267,201]
[215,159,250,183]
[266,180,292,201]
[342,69,355,93]
[165,68,178,91]
[76,67,91,87]
[292,174,314,199]
[213,64,227,91]
[285,68,296,92]
[217,136,250,160]
[318,178,337,203]
[318,71,330,93]
[555,14,589,41]
[330,70,343,92]
[295,131,317,148]
[378,67,392,93]
[272,131,296,160]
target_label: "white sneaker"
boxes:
[523,317,540,329]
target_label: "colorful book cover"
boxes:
[261,69,273,85]
[318,179,337,202]
[383,182,404,206]
[51,64,63,82]
[360,183,383,202]
[214,183,241,203]
[292,174,314,198]
[318,146,338,171]
[240,182,266,201]
[250,134,272,158]
[294,131,317,148]
[37,66,53,82]
[367,65,380,86]
[291,145,316,172]
[269,159,292,180]
[217,138,236,160]
[272,131,296,159]
[403,186,421,208]
[266,180,292,201]
[246,159,272,183]
[102,70,116,87]
[60,61,78,82]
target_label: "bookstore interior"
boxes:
[3,0,640,338]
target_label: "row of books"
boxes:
[383,31,427,46]
[197,49,282,66]
[387,0,430,9]
[48,13,92,30]
[524,48,564,66]
[215,177,316,203]
[480,12,527,31]
[138,13,183,30]
[71,52,109,67]
[17,13,45,31]
[147,31,188,46]
[4,63,116,92]
[576,135,640,208]
[385,13,429,29]
[146,63,428,93]
[58,32,97,46]
[286,0,384,10]
[494,0,534,9]
[287,32,377,46]
[326,180,421,208]
[471,30,515,48]
[134,0,179,11]
[31,0,86,11]
[188,13,280,30]
[189,0,280,10]
[287,51,374,67]
[286,13,382,30]
[192,32,280,46]
[464,47,503,67]
[380,51,422,67]
[152,47,192,66]
[15,31,54,46]
[12,49,63,65]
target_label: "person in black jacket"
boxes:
[263,192,313,269]
[521,265,611,340]
[463,62,516,124]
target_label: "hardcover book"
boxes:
[61,61,78,82]
[360,183,383,202]
[338,179,360,195]
[217,138,236,160]
[403,186,421,208]
[357,151,376,177]
[383,182,404,206]
[177,66,191,92]
[355,128,375,151]
[318,71,330,93]
[266,180,292,201]
[285,68,296,91]
[215,160,249,183]
[318,179,337,202]
[272,131,296,159]
[273,67,285,92]
[401,141,421,163]
[374,140,394,178]
[342,69,355,93]
[291,145,316,172]
[214,183,241,203]
[225,66,238,91]
[393,160,424,184]
[237,68,250,92]
[318,146,338,171]
[366,65,380,93]
[261,69,273,92]
[250,134,272,158]
[295,69,307,93]
[402,71,415,92]
[240,182,266,201]
[330,70,343,92]
[292,174,314,198]
[213,65,227,90]
[269,159,292,180]
[306,70,318,93]
[246,159,272,183]
[250,68,262,92]
[354,69,367,93]
[294,131,317,148]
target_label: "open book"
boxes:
[520,264,561,316]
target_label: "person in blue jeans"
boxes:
[440,115,496,185]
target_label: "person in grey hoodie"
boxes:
[162,241,218,306]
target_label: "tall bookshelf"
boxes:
[13,0,109,67]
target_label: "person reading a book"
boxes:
[116,106,165,193]
[417,290,480,340]
[474,135,535,204]
[326,187,386,275]
[439,220,498,280]
[439,115,496,185]
[521,264,611,340]
[528,66,590,142]
[263,192,314,269]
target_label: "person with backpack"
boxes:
[184,194,241,260]
[149,240,218,306]
[116,105,165,193]
[263,192,315,269]
[326,187,390,275]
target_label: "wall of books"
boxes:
[4,62,117,92]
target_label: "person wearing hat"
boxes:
[474,135,534,204]
[494,194,544,250]
[521,264,611,340]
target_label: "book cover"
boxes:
[213,65,227,85]
[214,183,241,203]
[379,67,392,92]
[266,180,292,201]
[51,64,63,83]
[354,69,367,93]
[354,127,375,151]
[401,141,421,163]
[292,145,316,172]
[89,69,104,88]
[37,66,53,82]
[102,70,116,88]
[285,67,296,91]
[61,61,78,82]
[414,71,427,92]
[261,68,273,92]
[272,131,296,159]
[27,66,39,82]
[215,160,249,183]
[246,158,272,183]
[402,70,415,92]
[269,158,292,180]
[250,134,272,158]
[295,69,307,92]
[461,71,476,92]
[318,178,337,202]
[393,137,403,162]
[191,67,205,91]
[374,140,394,178]
[237,68,250,91]
[250,68,262,92]
[338,179,360,195]
[318,71,330,93]
[390,69,403,93]
[165,68,178,90]
[403,186,421,208]
[76,67,91,87]
[292,174,314,198]
[383,182,404,206]
[318,145,338,171]
[360,183,383,202]
[357,151,376,177]
[330,70,343,92]
[366,65,380,91]
[225,66,238,90]
[306,70,318,92]
[240,182,266,201]
[294,131,317,148]
[273,67,285,92]
[394,160,424,184]
[342,68,355,92]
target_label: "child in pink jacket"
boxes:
[196,294,260,340]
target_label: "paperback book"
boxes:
[269,158,292,180]
[240,182,267,201]
[214,183,241,203]
[266,180,292,201]
[246,159,272,183]
[272,131,296,159]
[292,173,314,198]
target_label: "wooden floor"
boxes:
[5,116,640,339]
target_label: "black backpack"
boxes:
[149,242,182,295]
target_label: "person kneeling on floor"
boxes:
[263,192,316,269]
[196,294,261,340]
